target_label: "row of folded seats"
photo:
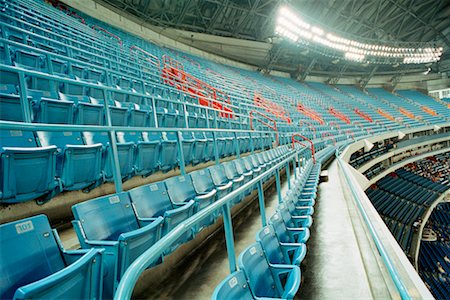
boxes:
[212,157,322,299]
[0,66,243,130]
[0,127,272,203]
[0,145,293,299]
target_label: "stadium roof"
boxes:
[94,0,450,77]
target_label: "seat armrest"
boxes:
[14,248,104,300]
[232,175,245,183]
[217,181,233,191]
[268,264,301,299]
[195,189,217,200]
[119,216,164,241]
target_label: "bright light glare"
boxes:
[275,5,444,64]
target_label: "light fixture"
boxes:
[275,5,444,65]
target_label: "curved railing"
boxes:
[114,148,300,299]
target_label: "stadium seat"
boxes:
[128,181,195,253]
[0,215,103,300]
[83,131,135,181]
[164,174,216,232]
[37,131,103,191]
[238,243,301,299]
[278,203,313,228]
[211,270,254,300]
[72,192,164,297]
[270,211,310,244]
[207,164,234,199]
[0,130,58,203]
[256,224,307,266]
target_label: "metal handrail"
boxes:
[337,157,411,300]
[321,132,336,146]
[249,110,279,145]
[291,133,315,164]
[92,25,123,46]
[130,45,160,69]
[114,149,299,300]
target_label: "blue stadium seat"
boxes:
[211,270,254,300]
[83,131,135,181]
[164,174,216,232]
[36,131,103,191]
[0,215,103,300]
[181,132,195,166]
[127,131,158,176]
[0,70,26,122]
[207,164,234,199]
[256,224,307,266]
[159,132,178,172]
[0,130,58,203]
[128,181,195,253]
[192,132,207,165]
[59,94,104,126]
[72,192,164,298]
[270,211,310,244]
[238,243,301,299]
[278,203,313,228]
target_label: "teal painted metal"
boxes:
[257,181,267,226]
[18,72,32,123]
[234,132,240,158]
[337,157,411,300]
[275,168,282,203]
[113,151,299,300]
[212,131,220,165]
[222,202,237,273]
[103,89,123,193]
[151,96,158,128]
[176,132,186,175]
[286,161,291,189]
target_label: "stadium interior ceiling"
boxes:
[91,0,450,79]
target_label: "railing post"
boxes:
[151,96,158,128]
[176,131,186,175]
[183,103,189,128]
[103,90,123,193]
[257,181,267,226]
[234,132,240,158]
[18,72,32,123]
[212,131,220,165]
[275,167,282,203]
[222,202,237,273]
[250,132,255,153]
[286,161,291,189]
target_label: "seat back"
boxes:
[238,243,280,298]
[0,130,37,148]
[36,131,84,148]
[256,225,287,265]
[128,181,173,218]
[190,168,215,193]
[211,270,253,300]
[270,211,291,243]
[72,192,140,241]
[222,161,240,180]
[208,164,229,186]
[0,215,64,299]
[164,175,197,204]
